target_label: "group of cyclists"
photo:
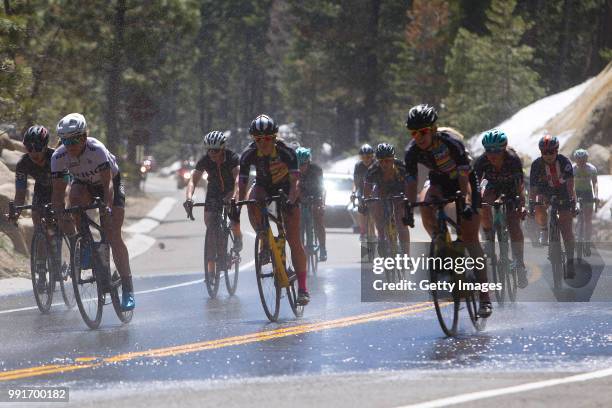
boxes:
[9,104,600,320]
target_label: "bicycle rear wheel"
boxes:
[110,270,133,324]
[224,228,240,296]
[72,237,103,329]
[255,233,281,322]
[465,289,487,331]
[30,231,54,313]
[204,226,221,298]
[429,240,460,337]
[57,235,76,309]
[495,225,510,305]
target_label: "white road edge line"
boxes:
[0,260,256,315]
[397,367,612,408]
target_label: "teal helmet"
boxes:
[481,128,508,152]
[296,147,312,166]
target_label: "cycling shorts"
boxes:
[72,173,126,208]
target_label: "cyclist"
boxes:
[474,128,528,288]
[572,149,598,256]
[352,144,375,241]
[404,104,492,318]
[237,114,309,305]
[296,147,327,262]
[183,131,242,255]
[528,134,577,277]
[11,126,55,291]
[363,143,410,256]
[50,113,135,310]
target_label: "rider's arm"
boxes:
[237,150,252,201]
[458,173,472,205]
[288,173,300,204]
[561,158,576,201]
[13,160,28,207]
[186,170,203,201]
[592,175,598,199]
[528,161,539,202]
[50,154,68,214]
[13,188,26,207]
[231,166,240,200]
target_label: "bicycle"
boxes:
[481,195,520,305]
[65,198,132,329]
[575,197,597,260]
[188,200,240,298]
[364,195,407,283]
[236,191,303,322]
[352,194,376,263]
[300,196,319,276]
[411,194,487,337]
[7,202,75,313]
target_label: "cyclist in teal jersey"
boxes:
[572,149,598,254]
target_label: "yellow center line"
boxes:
[0,302,435,381]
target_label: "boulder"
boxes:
[0,150,23,172]
[0,160,13,186]
[586,144,611,174]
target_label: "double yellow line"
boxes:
[0,302,434,381]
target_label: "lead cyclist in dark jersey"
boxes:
[404,104,492,318]
[237,114,310,306]
[51,113,134,311]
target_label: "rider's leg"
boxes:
[247,185,265,232]
[67,183,91,235]
[285,204,308,292]
[535,197,548,244]
[204,209,218,272]
[313,202,327,260]
[480,190,495,252]
[508,208,528,287]
[393,200,410,254]
[559,209,575,261]
[421,185,441,238]
[371,199,388,255]
[584,202,594,243]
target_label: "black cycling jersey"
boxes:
[239,140,298,193]
[353,161,371,195]
[365,159,407,197]
[529,154,573,198]
[195,150,240,195]
[473,148,523,195]
[15,148,56,205]
[300,162,324,198]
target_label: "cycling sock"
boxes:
[297,270,307,292]
[122,274,134,293]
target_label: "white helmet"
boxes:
[57,113,87,138]
[203,131,227,150]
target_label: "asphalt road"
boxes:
[1,174,611,407]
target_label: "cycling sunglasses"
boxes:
[541,149,558,155]
[25,144,46,153]
[253,135,275,142]
[61,135,85,146]
[410,127,433,138]
[485,148,505,154]
[208,148,223,154]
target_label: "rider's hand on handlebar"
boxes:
[183,199,194,221]
[402,207,415,228]
[461,204,475,220]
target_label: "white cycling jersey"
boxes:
[51,137,119,185]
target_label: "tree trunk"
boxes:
[361,0,381,143]
[554,0,573,91]
[105,0,126,154]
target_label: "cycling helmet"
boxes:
[295,147,312,166]
[57,113,87,138]
[249,114,279,136]
[359,143,374,155]
[23,125,49,151]
[203,130,227,149]
[481,128,508,152]
[538,134,559,152]
[405,104,438,130]
[375,143,395,159]
[573,148,589,160]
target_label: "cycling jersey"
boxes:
[300,162,324,198]
[239,140,298,193]
[573,162,597,195]
[15,148,56,206]
[473,148,523,195]
[529,154,573,198]
[195,150,240,196]
[353,161,371,195]
[365,159,407,197]
[51,137,119,184]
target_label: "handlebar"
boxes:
[64,197,106,214]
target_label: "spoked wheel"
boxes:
[496,227,511,305]
[429,240,460,337]
[72,237,103,329]
[204,226,221,298]
[286,267,304,318]
[110,271,133,324]
[465,288,487,332]
[57,235,76,309]
[224,228,240,296]
[306,239,318,277]
[486,239,503,305]
[506,263,518,302]
[255,233,281,322]
[30,231,54,313]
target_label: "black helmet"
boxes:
[249,114,279,136]
[23,125,50,151]
[375,143,395,159]
[405,104,438,130]
[359,144,374,155]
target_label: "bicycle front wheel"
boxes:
[72,237,103,329]
[30,231,54,313]
[57,235,76,309]
[224,228,240,296]
[255,233,281,322]
[204,226,221,298]
[429,240,460,337]
[110,271,133,324]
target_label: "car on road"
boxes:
[323,172,355,228]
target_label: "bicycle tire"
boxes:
[575,213,584,261]
[72,237,103,329]
[204,226,221,298]
[255,233,281,322]
[30,231,54,313]
[549,221,563,293]
[465,290,487,331]
[286,269,304,318]
[429,239,459,337]
[224,227,239,296]
[110,270,133,324]
[496,224,510,305]
[57,235,76,309]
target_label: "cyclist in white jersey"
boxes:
[572,149,598,255]
[51,113,134,310]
